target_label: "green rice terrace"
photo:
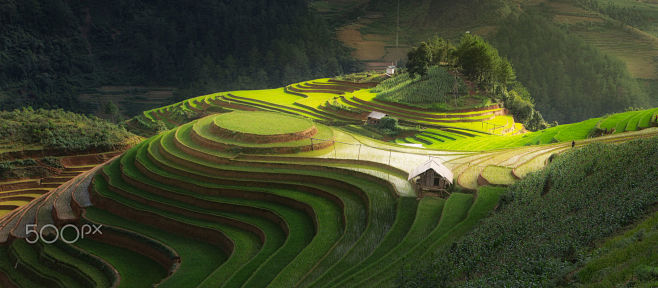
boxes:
[1,76,657,287]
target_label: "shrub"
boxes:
[0,108,136,151]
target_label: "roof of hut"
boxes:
[367,111,387,119]
[408,158,454,184]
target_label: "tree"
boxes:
[103,101,120,123]
[407,42,433,77]
[454,34,492,83]
[377,116,399,131]
[426,36,454,65]
[495,58,515,88]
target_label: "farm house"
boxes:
[386,65,396,75]
[408,158,454,197]
[366,111,388,125]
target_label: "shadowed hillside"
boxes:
[0,0,357,114]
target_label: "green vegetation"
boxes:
[375,34,547,130]
[576,0,657,30]
[370,116,403,136]
[409,108,658,151]
[337,0,655,124]
[0,108,139,152]
[334,71,388,83]
[213,111,313,136]
[9,239,84,288]
[454,33,515,91]
[72,234,167,288]
[2,96,657,287]
[374,66,468,107]
[573,210,658,287]
[0,0,356,113]
[3,2,658,286]
[398,137,658,286]
[493,12,650,124]
[1,107,534,286]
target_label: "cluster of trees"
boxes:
[406,37,455,77]
[454,34,516,93]
[397,137,658,287]
[0,107,138,151]
[0,0,357,112]
[402,34,547,130]
[374,116,401,136]
[493,13,650,124]
[407,34,514,93]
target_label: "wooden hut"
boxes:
[408,158,454,197]
[366,111,387,125]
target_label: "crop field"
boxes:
[140,77,520,136]
[399,108,658,151]
[0,106,530,287]
[573,209,658,287]
[138,82,658,192]
[0,151,125,216]
[2,74,658,286]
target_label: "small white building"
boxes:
[386,65,396,76]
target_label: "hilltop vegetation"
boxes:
[375,34,547,130]
[0,0,356,112]
[0,108,139,152]
[398,137,658,287]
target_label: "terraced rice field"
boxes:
[142,77,521,137]
[3,76,657,287]
[401,108,658,151]
[0,152,124,217]
[0,110,510,287]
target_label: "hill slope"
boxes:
[0,0,357,113]
[398,136,658,287]
[1,77,656,286]
[323,0,656,123]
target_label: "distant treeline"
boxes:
[0,0,357,112]
[493,13,650,123]
[576,0,654,28]
[367,0,516,28]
